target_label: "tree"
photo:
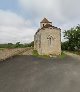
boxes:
[64,25,80,51]
[27,41,34,47]
[30,41,34,47]
[7,43,13,48]
[15,42,20,48]
[61,41,69,50]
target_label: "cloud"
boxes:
[0,9,36,43]
[0,0,80,43]
[18,0,66,23]
[18,0,80,42]
[18,0,80,25]
[60,0,80,21]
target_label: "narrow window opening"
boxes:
[47,36,54,47]
[43,24,44,27]
[39,35,41,48]
[49,38,51,45]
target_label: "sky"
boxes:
[0,0,80,43]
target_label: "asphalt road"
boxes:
[0,55,80,92]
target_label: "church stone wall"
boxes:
[34,27,61,55]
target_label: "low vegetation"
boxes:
[58,52,67,59]
[0,41,34,48]
[69,51,80,55]
[0,48,4,50]
[32,50,66,59]
[32,50,50,58]
[32,50,39,56]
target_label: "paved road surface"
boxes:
[0,55,80,92]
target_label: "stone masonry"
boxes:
[34,18,61,55]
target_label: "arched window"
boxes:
[39,35,41,48]
[49,38,51,45]
[47,35,54,47]
[43,24,44,27]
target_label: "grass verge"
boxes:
[32,50,50,58]
[58,52,67,59]
[33,50,67,59]
[70,51,80,55]
[0,48,4,50]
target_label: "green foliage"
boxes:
[63,25,80,51]
[0,41,34,48]
[58,52,66,59]
[15,42,20,48]
[27,41,34,47]
[32,50,50,58]
[61,41,69,50]
[0,48,4,50]
[32,50,39,56]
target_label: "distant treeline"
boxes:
[0,41,34,48]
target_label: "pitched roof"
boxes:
[40,18,51,23]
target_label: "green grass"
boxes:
[70,51,80,55]
[58,52,67,59]
[32,50,50,58]
[0,48,4,50]
[32,50,39,56]
[33,50,67,59]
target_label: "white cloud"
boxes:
[60,0,80,21]
[0,0,80,43]
[0,10,32,27]
[18,0,80,25]
[0,10,36,43]
[18,0,80,42]
[18,0,66,22]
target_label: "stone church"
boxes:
[34,18,61,55]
